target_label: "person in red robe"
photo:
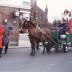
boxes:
[0,24,4,57]
[68,19,72,34]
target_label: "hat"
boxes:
[64,9,69,14]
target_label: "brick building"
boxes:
[0,0,31,46]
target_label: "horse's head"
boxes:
[19,19,36,33]
[23,19,36,29]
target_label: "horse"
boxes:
[19,19,52,56]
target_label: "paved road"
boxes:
[0,47,72,72]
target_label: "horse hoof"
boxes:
[46,49,51,54]
[42,51,45,54]
[36,48,40,50]
[55,50,59,53]
[30,53,35,56]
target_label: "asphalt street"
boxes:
[0,47,72,72]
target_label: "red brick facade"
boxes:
[0,6,28,46]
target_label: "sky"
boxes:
[0,0,72,23]
[37,0,72,23]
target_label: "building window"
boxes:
[14,10,20,17]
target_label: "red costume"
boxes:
[68,19,72,34]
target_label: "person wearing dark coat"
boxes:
[3,19,13,54]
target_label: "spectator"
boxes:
[0,24,4,57]
[3,19,13,54]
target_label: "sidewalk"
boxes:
[8,33,43,49]
[8,45,31,49]
[18,33,31,48]
[8,33,31,49]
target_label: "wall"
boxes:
[0,6,24,46]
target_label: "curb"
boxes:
[6,46,30,49]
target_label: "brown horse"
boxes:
[20,19,52,56]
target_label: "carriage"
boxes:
[51,23,72,53]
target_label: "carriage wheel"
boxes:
[63,44,68,53]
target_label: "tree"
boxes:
[53,19,61,27]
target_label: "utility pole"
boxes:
[30,0,37,24]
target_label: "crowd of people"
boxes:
[0,19,13,58]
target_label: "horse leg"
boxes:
[55,45,59,52]
[36,41,39,50]
[46,42,52,53]
[30,41,36,56]
[42,41,46,54]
